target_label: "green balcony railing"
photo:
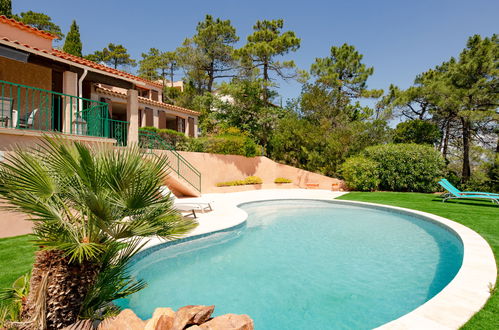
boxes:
[109,119,128,147]
[139,129,201,192]
[0,79,128,145]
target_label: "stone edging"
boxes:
[137,190,497,330]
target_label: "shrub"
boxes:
[140,126,187,147]
[216,176,263,187]
[206,135,258,157]
[339,156,380,191]
[362,143,445,192]
[244,176,263,184]
[184,138,207,152]
[185,133,260,157]
[274,177,292,183]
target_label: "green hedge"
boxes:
[140,127,187,147]
[340,144,445,192]
[186,134,260,157]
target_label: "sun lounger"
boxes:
[159,186,213,218]
[438,180,499,205]
[439,179,499,197]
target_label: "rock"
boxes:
[144,307,175,330]
[62,319,93,330]
[199,314,254,330]
[98,309,145,330]
[171,305,215,330]
[154,314,175,330]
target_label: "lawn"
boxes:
[0,235,36,292]
[0,192,496,328]
[338,192,498,330]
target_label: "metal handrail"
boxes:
[138,129,201,192]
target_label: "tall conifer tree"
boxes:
[63,20,83,57]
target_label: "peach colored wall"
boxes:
[1,22,53,50]
[176,151,344,193]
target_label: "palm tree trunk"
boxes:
[23,250,99,330]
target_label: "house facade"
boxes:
[0,15,199,149]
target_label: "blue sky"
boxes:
[15,0,499,102]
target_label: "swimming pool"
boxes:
[116,199,464,329]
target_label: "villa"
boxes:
[0,15,200,150]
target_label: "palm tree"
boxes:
[0,137,197,329]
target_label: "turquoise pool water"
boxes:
[116,200,463,329]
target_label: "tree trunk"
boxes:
[442,119,451,164]
[207,62,215,93]
[170,67,174,88]
[263,62,269,102]
[22,250,99,330]
[461,117,471,182]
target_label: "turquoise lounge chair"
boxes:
[438,180,499,205]
[439,179,499,197]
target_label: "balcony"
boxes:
[0,80,128,146]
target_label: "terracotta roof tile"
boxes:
[0,15,57,40]
[0,21,163,89]
[95,86,200,116]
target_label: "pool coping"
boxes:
[139,189,497,330]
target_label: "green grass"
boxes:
[0,235,36,291]
[337,192,498,330]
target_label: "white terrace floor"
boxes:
[141,189,496,330]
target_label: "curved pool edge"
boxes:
[138,189,497,330]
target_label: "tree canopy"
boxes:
[15,11,64,39]
[380,34,498,182]
[0,0,12,17]
[302,43,382,124]
[236,19,301,100]
[63,20,83,57]
[177,15,239,93]
[86,43,136,70]
[138,48,178,85]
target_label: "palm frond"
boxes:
[0,136,198,322]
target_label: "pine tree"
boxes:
[85,43,136,70]
[63,20,83,57]
[236,19,302,101]
[16,11,64,39]
[177,15,239,93]
[302,43,382,123]
[0,0,12,17]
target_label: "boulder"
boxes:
[144,307,175,330]
[154,314,175,330]
[171,305,215,330]
[199,314,254,330]
[98,309,145,330]
[62,319,93,330]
